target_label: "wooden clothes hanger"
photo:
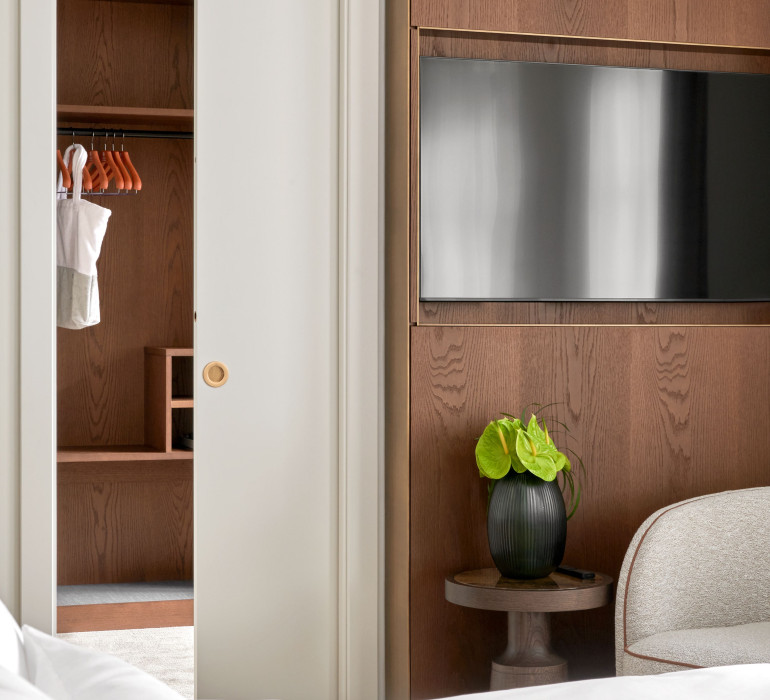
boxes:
[108,133,132,190]
[56,149,72,189]
[60,143,93,191]
[56,131,143,196]
[119,133,142,191]
[99,134,125,190]
[85,133,109,190]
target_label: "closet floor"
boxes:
[57,581,194,632]
[58,580,193,606]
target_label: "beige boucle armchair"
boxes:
[615,487,770,676]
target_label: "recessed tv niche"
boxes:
[419,57,770,302]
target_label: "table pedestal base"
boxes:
[490,611,568,691]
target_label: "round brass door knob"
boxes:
[203,361,229,387]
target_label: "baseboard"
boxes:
[57,599,193,632]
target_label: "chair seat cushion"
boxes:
[628,621,770,668]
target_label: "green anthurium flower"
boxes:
[475,406,585,518]
[513,414,572,482]
[476,418,523,479]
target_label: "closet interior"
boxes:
[55,0,194,632]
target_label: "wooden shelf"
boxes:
[145,346,194,452]
[146,346,194,357]
[57,105,193,132]
[57,446,192,463]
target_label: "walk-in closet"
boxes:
[55,0,194,636]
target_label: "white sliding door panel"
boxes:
[195,3,339,699]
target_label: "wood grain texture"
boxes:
[446,570,612,612]
[410,325,770,698]
[414,30,770,327]
[57,105,194,132]
[57,136,194,448]
[58,599,193,633]
[57,0,193,109]
[411,0,770,50]
[58,460,193,585]
[144,352,171,451]
[57,446,191,462]
[492,611,566,689]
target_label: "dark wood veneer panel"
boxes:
[411,0,770,50]
[57,0,193,109]
[410,325,770,698]
[58,599,193,633]
[420,301,770,326]
[57,136,193,447]
[58,460,193,585]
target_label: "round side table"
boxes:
[446,568,612,690]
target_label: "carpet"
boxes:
[58,626,194,699]
[58,581,194,606]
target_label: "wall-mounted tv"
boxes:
[419,57,770,302]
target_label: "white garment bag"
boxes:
[56,144,112,329]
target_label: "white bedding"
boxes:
[443,664,770,700]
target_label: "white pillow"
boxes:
[22,625,183,700]
[0,598,27,678]
[0,665,51,699]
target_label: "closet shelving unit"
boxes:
[56,0,194,632]
[57,346,194,463]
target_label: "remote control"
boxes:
[556,565,595,580]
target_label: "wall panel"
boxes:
[410,325,770,698]
[411,0,770,50]
[57,0,193,109]
[57,461,193,585]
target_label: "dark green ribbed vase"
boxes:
[488,470,567,579]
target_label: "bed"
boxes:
[441,664,770,700]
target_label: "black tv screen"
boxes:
[419,57,770,301]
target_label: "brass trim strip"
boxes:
[416,26,770,53]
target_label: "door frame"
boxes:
[19,0,57,634]
[19,0,382,695]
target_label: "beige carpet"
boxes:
[58,626,193,699]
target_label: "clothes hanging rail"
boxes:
[57,128,193,140]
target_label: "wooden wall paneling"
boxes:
[57,0,193,109]
[57,136,194,448]
[144,351,171,451]
[409,325,770,699]
[58,599,193,633]
[413,31,770,326]
[57,460,193,585]
[410,0,770,51]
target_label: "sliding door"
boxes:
[195,3,340,698]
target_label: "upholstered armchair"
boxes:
[615,487,770,675]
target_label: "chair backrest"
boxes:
[615,487,770,667]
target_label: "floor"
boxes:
[57,580,194,606]
[59,626,194,699]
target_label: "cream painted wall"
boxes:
[0,0,21,621]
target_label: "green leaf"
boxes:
[527,413,546,441]
[475,420,513,479]
[515,429,537,466]
[528,454,558,481]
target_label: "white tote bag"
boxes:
[56,144,112,329]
